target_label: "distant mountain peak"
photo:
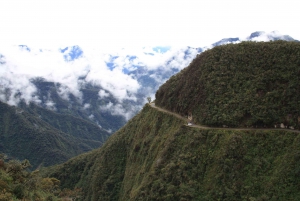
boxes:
[18,45,31,51]
[248,31,265,39]
[247,31,296,41]
[212,37,240,47]
[211,31,297,48]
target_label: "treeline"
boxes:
[0,154,81,200]
[155,41,300,128]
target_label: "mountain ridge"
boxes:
[156,40,300,129]
[44,41,300,200]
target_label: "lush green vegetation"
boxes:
[9,41,300,200]
[45,104,184,200]
[0,154,81,200]
[46,105,300,200]
[0,101,110,169]
[156,41,300,128]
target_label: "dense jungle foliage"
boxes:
[155,41,300,128]
[45,105,300,200]
[0,154,81,200]
[0,101,110,169]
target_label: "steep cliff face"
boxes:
[47,105,300,200]
[45,41,300,200]
[155,41,300,128]
[47,104,184,200]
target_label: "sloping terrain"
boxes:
[30,79,127,132]
[46,104,300,201]
[0,101,110,168]
[43,41,300,200]
[156,41,300,128]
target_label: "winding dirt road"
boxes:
[149,103,300,134]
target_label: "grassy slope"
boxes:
[155,41,300,128]
[0,101,110,168]
[47,105,300,200]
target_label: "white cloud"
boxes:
[100,101,137,121]
[0,45,146,105]
[0,71,39,106]
[83,103,91,109]
[98,90,110,98]
[100,102,114,112]
[85,65,140,101]
[104,128,112,134]
[45,100,56,110]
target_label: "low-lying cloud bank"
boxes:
[0,44,200,120]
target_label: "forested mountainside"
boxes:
[46,105,300,200]
[156,41,300,128]
[0,154,84,200]
[42,41,300,200]
[0,34,298,172]
[0,101,110,168]
[30,79,127,133]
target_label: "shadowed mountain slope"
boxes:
[30,79,127,132]
[155,41,300,128]
[0,101,110,168]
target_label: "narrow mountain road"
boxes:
[149,103,300,134]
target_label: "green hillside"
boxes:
[156,41,300,128]
[0,101,110,168]
[41,41,300,200]
[46,104,300,200]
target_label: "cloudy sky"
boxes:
[0,0,299,48]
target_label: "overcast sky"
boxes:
[0,0,299,48]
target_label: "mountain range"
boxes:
[44,40,300,200]
[0,31,299,169]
